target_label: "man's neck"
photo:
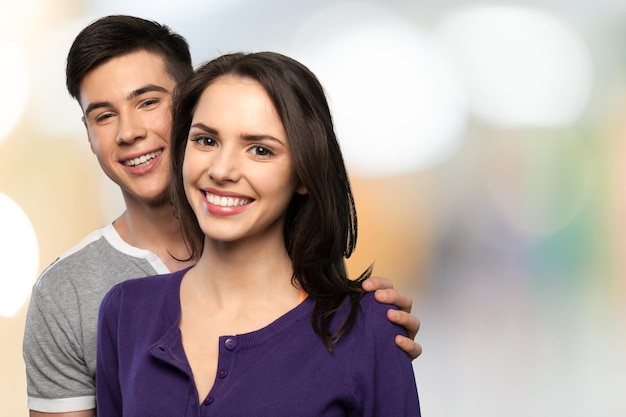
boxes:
[113,198,193,272]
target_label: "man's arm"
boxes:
[31,411,94,417]
[362,276,422,359]
[23,264,97,415]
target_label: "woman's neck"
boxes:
[185,235,299,313]
[202,237,294,288]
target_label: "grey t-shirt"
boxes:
[23,224,170,413]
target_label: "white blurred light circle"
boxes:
[290,2,468,177]
[0,42,29,142]
[437,4,593,128]
[0,194,39,317]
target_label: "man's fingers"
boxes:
[363,277,422,360]
[387,308,420,339]
[375,289,413,313]
[362,276,394,292]
[395,335,423,360]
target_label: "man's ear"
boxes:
[82,116,96,154]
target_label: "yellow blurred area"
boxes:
[347,173,436,292]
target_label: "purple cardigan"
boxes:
[96,268,420,417]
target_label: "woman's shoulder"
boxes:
[102,268,187,311]
[355,291,404,334]
[119,266,188,291]
[358,291,399,312]
[110,272,168,297]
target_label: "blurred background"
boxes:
[1,0,625,415]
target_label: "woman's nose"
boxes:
[207,147,240,183]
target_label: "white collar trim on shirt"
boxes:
[102,223,170,274]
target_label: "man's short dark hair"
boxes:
[66,15,193,100]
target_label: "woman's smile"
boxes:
[205,192,253,208]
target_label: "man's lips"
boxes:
[122,150,163,167]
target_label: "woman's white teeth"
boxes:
[206,193,250,207]
[124,150,162,167]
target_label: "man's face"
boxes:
[79,50,177,206]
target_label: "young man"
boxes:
[23,15,421,417]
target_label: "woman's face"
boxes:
[183,75,306,246]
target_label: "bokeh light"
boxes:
[290,2,468,177]
[2,2,626,416]
[0,193,39,317]
[436,4,593,128]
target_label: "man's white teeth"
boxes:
[206,193,251,207]
[124,150,162,167]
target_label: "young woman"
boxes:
[96,51,420,416]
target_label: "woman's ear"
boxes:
[295,182,308,195]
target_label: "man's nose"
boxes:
[116,112,147,144]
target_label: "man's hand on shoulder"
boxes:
[362,276,422,360]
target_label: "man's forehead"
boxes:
[79,50,174,97]
[78,52,175,111]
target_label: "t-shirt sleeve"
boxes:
[352,293,421,417]
[95,284,124,417]
[22,265,96,412]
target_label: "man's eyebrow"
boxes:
[84,84,170,117]
[84,101,111,117]
[127,84,170,100]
